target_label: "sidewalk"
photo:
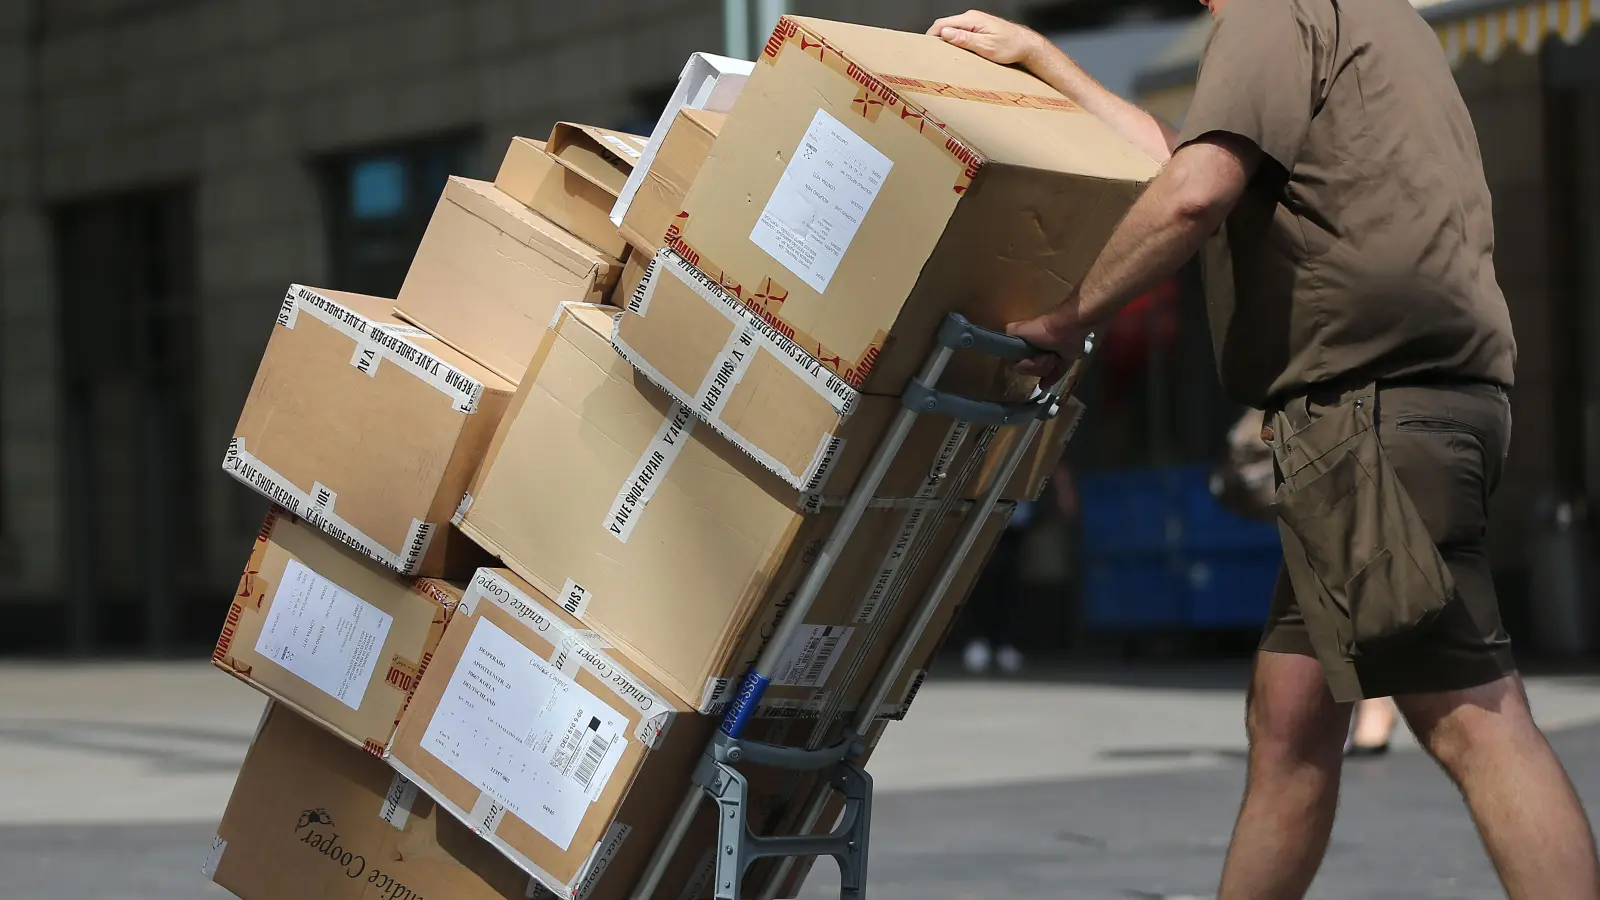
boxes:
[5,661,1600,898]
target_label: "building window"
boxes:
[53,185,200,654]
[318,131,484,299]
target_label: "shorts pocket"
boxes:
[1273,403,1458,656]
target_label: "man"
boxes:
[930,4,1600,898]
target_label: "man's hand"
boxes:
[1006,306,1088,387]
[927,10,1046,68]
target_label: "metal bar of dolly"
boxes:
[628,315,1085,900]
[755,335,1097,900]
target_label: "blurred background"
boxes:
[2,0,1597,666]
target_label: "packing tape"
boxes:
[452,491,474,526]
[280,284,486,414]
[201,835,227,879]
[222,439,436,575]
[571,822,632,900]
[378,772,420,831]
[464,570,676,748]
[602,402,694,543]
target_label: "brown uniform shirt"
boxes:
[1177,0,1517,408]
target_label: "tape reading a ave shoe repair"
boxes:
[201,836,227,879]
[602,402,695,543]
[279,284,485,414]
[465,570,675,748]
[222,439,435,575]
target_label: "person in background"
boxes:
[962,462,1077,675]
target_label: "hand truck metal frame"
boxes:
[629,312,1095,900]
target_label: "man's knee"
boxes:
[1246,651,1348,768]
[1397,674,1535,777]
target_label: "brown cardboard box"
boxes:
[223,285,513,577]
[204,702,533,900]
[456,303,1013,714]
[386,568,712,898]
[212,508,462,755]
[395,177,622,384]
[495,137,629,260]
[617,109,725,257]
[645,15,1157,401]
[546,123,647,197]
[614,249,1083,494]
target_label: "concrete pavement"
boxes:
[5,660,1600,898]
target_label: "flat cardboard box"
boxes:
[395,177,622,384]
[618,109,726,257]
[224,285,513,577]
[213,508,463,754]
[615,249,1084,494]
[495,137,629,260]
[386,568,712,898]
[205,702,534,900]
[546,123,647,198]
[612,52,754,228]
[457,303,1013,714]
[653,16,1158,399]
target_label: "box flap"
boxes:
[442,177,620,280]
[547,123,648,196]
[611,52,754,226]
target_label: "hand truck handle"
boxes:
[938,313,1041,361]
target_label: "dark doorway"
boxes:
[54,186,202,655]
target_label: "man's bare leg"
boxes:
[1397,674,1600,900]
[1216,650,1351,900]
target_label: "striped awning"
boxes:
[1427,0,1596,64]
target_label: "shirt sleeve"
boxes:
[1176,0,1323,173]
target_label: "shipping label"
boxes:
[421,617,629,851]
[749,109,893,294]
[771,624,854,688]
[255,558,395,710]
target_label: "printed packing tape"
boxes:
[461,569,675,748]
[278,284,486,415]
[378,772,420,831]
[222,439,436,575]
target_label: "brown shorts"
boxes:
[1260,381,1516,702]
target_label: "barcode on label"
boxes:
[774,625,854,688]
[574,726,612,792]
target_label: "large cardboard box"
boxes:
[617,109,725,257]
[395,177,623,384]
[386,568,711,898]
[224,285,513,577]
[615,249,1082,493]
[611,52,753,229]
[212,508,462,755]
[644,16,1157,400]
[204,702,533,900]
[456,303,1014,714]
[495,137,630,260]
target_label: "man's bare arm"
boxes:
[928,10,1179,162]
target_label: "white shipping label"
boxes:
[772,624,854,688]
[421,618,629,851]
[749,108,893,294]
[603,402,694,542]
[255,559,394,710]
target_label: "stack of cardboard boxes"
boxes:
[203,17,1157,900]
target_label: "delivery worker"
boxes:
[930,4,1600,898]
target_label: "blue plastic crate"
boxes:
[1078,468,1185,556]
[1177,468,1281,553]
[1082,554,1187,629]
[1180,551,1281,629]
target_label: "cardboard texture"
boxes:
[618,109,726,257]
[386,568,710,898]
[610,52,753,229]
[213,508,463,755]
[395,177,622,384]
[207,703,533,900]
[457,304,1014,715]
[223,285,513,578]
[652,15,1157,400]
[495,137,630,260]
[547,123,647,197]
[614,250,1083,495]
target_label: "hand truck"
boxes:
[628,312,1096,900]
